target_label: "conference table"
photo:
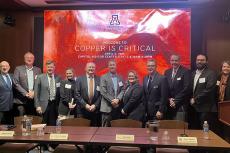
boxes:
[0,126,229,151]
[92,127,230,150]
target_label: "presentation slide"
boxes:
[44,9,190,81]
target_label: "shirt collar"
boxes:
[86,74,94,79]
[25,65,33,71]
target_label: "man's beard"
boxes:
[197,63,207,70]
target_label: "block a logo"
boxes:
[110,15,120,25]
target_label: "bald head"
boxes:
[85,62,96,77]
[0,61,10,74]
[170,54,181,69]
[24,52,35,67]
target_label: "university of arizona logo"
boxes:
[110,15,120,25]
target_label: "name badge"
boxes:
[177,77,181,80]
[65,84,71,89]
[96,86,100,91]
[199,78,206,83]
[50,133,68,140]
[118,81,123,87]
[216,81,220,86]
[153,85,158,89]
[116,134,134,141]
[56,82,60,87]
[0,131,14,137]
[177,137,198,144]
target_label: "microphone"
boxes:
[180,105,188,137]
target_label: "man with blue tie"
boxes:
[0,61,14,124]
[143,59,169,121]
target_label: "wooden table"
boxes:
[0,126,98,144]
[0,126,229,150]
[91,127,230,150]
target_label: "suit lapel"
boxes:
[23,66,29,88]
[143,76,148,93]
[83,75,89,101]
[193,68,207,93]
[0,74,8,88]
[107,73,115,93]
[168,69,174,87]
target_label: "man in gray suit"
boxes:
[14,52,41,115]
[0,61,14,124]
[100,60,125,127]
[34,60,61,126]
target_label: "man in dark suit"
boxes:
[75,62,101,126]
[14,52,41,116]
[34,60,61,126]
[0,61,14,124]
[100,60,125,127]
[143,59,169,121]
[164,54,191,121]
[190,54,217,130]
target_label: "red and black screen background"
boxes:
[44,9,191,81]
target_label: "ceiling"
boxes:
[0,0,229,10]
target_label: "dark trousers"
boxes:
[188,107,218,131]
[80,110,101,127]
[42,100,58,126]
[0,110,14,124]
[15,99,37,116]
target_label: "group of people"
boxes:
[0,52,229,136]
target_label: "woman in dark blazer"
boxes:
[121,70,145,121]
[58,68,77,117]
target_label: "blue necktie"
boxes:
[5,75,11,88]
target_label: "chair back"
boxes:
[14,115,42,125]
[61,118,90,127]
[111,119,142,128]
[159,120,188,129]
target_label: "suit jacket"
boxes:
[217,74,230,101]
[75,75,101,113]
[14,65,41,104]
[100,72,125,113]
[0,74,14,111]
[143,72,169,116]
[164,66,191,110]
[34,73,61,113]
[191,68,217,112]
[58,79,77,115]
[122,83,145,121]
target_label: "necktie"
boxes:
[147,76,152,91]
[89,77,94,103]
[5,75,11,88]
[49,76,55,100]
[172,69,176,81]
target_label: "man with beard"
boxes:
[189,54,217,130]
